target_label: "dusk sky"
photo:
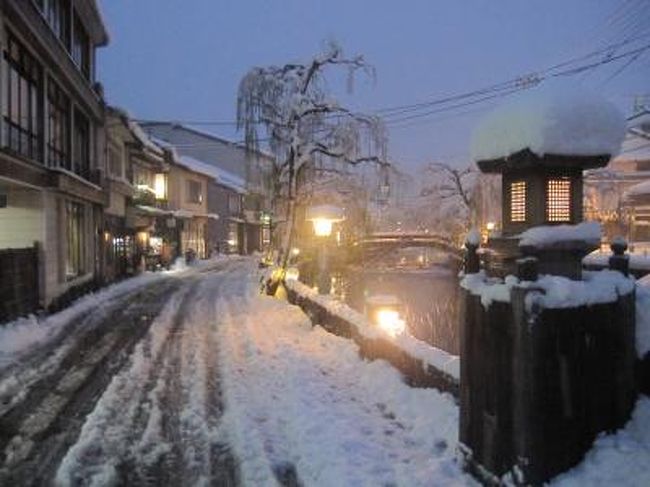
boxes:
[98,0,650,171]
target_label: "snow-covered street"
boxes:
[0,258,468,486]
[2,258,650,486]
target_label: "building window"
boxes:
[73,109,90,179]
[510,181,526,223]
[66,201,85,279]
[72,13,90,78]
[108,146,123,179]
[186,180,203,204]
[47,0,71,49]
[47,78,70,169]
[228,194,241,215]
[2,33,42,162]
[546,178,571,222]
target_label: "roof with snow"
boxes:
[625,179,650,200]
[178,154,247,194]
[471,84,626,164]
[139,122,272,180]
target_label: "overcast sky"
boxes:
[98,0,649,171]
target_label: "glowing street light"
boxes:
[306,205,344,295]
[312,218,334,237]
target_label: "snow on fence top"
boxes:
[518,222,601,248]
[470,84,626,162]
[461,269,635,310]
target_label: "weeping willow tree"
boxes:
[236,41,388,268]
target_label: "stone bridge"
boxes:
[356,233,464,263]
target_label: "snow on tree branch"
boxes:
[236,41,388,266]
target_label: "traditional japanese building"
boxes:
[0,0,109,318]
[139,122,274,255]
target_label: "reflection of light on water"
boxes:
[376,309,406,337]
[340,266,460,354]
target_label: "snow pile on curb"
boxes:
[519,222,601,248]
[471,83,625,162]
[285,279,460,381]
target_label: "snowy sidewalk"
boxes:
[217,275,469,486]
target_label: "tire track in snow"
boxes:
[0,278,184,485]
[56,263,244,486]
[0,276,177,417]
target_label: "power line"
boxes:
[134,35,650,136]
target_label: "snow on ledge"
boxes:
[284,279,460,381]
[518,222,602,249]
[470,83,625,162]
[461,269,634,310]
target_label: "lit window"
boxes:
[510,181,526,222]
[546,178,571,222]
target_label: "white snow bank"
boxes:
[285,279,460,381]
[471,83,625,162]
[461,270,634,310]
[519,222,601,248]
[551,397,650,486]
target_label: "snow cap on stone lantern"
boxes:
[471,83,626,236]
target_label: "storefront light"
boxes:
[136,231,149,247]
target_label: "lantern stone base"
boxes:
[483,235,598,280]
[459,281,636,485]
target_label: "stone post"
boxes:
[609,237,630,277]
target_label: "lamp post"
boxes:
[306,205,344,295]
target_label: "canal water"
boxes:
[340,264,460,355]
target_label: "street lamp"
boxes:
[306,205,344,294]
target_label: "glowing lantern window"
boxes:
[546,178,571,222]
[510,181,527,222]
[154,173,167,200]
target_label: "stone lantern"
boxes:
[478,149,609,279]
[459,86,635,485]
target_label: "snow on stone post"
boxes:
[609,236,630,277]
[463,229,481,274]
[459,85,635,485]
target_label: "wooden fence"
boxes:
[0,244,39,324]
